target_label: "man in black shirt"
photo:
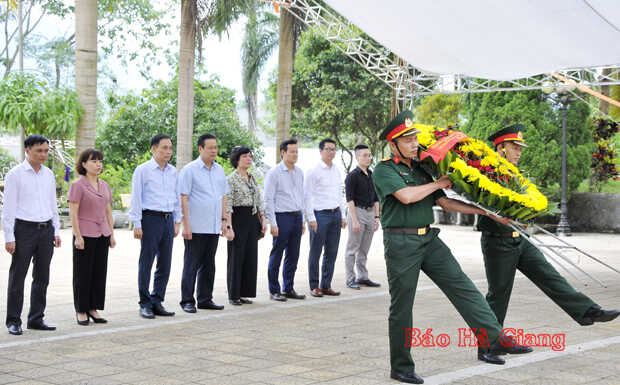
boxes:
[344,144,381,289]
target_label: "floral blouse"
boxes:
[225,170,264,215]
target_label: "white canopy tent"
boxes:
[324,0,620,80]
[282,0,620,100]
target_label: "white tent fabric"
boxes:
[324,0,620,80]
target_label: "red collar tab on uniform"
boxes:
[393,155,400,164]
[493,132,524,146]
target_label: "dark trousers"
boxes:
[73,236,110,312]
[6,220,54,327]
[181,233,219,305]
[138,213,174,309]
[227,207,258,300]
[385,229,503,373]
[268,212,302,294]
[308,210,342,290]
[481,235,596,326]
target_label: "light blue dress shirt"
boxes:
[263,161,305,226]
[128,158,182,228]
[178,157,230,234]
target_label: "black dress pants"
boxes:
[180,234,219,305]
[73,236,110,312]
[6,220,54,327]
[227,207,258,300]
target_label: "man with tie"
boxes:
[3,134,61,335]
[129,134,182,319]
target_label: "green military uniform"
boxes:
[479,125,595,334]
[373,111,508,375]
[478,216,595,326]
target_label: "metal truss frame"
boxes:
[281,0,620,101]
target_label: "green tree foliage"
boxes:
[0,73,81,140]
[241,3,279,132]
[590,119,618,192]
[462,90,594,201]
[97,77,262,171]
[280,30,392,169]
[1,0,171,78]
[415,94,462,127]
[0,147,17,172]
[97,77,262,207]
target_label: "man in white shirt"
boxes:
[304,138,346,297]
[2,134,61,335]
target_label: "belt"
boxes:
[385,226,430,236]
[142,209,173,219]
[316,208,339,213]
[276,211,302,216]
[355,204,374,210]
[482,231,520,238]
[15,219,52,229]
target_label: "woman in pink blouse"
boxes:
[68,149,116,325]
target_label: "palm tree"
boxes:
[177,0,250,169]
[75,0,98,157]
[241,4,278,133]
[274,6,303,162]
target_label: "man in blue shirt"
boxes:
[263,139,306,302]
[129,134,182,319]
[178,134,233,313]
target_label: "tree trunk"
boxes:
[18,0,24,161]
[176,0,196,169]
[17,0,23,71]
[275,8,295,162]
[55,56,60,89]
[599,68,611,116]
[246,92,257,132]
[75,0,98,156]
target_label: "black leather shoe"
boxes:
[478,352,506,365]
[181,303,197,313]
[491,335,533,355]
[197,300,224,310]
[7,324,22,335]
[240,298,253,304]
[140,307,155,319]
[27,321,56,331]
[390,370,424,384]
[582,305,620,325]
[356,278,381,287]
[88,312,107,324]
[283,290,306,300]
[270,293,287,302]
[229,299,243,306]
[152,303,175,316]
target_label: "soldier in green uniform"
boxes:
[373,111,531,384]
[477,124,619,364]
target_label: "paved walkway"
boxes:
[0,225,618,385]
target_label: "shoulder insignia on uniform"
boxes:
[381,157,392,162]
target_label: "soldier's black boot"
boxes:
[478,351,506,365]
[580,305,620,326]
[490,335,533,355]
[390,369,424,384]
